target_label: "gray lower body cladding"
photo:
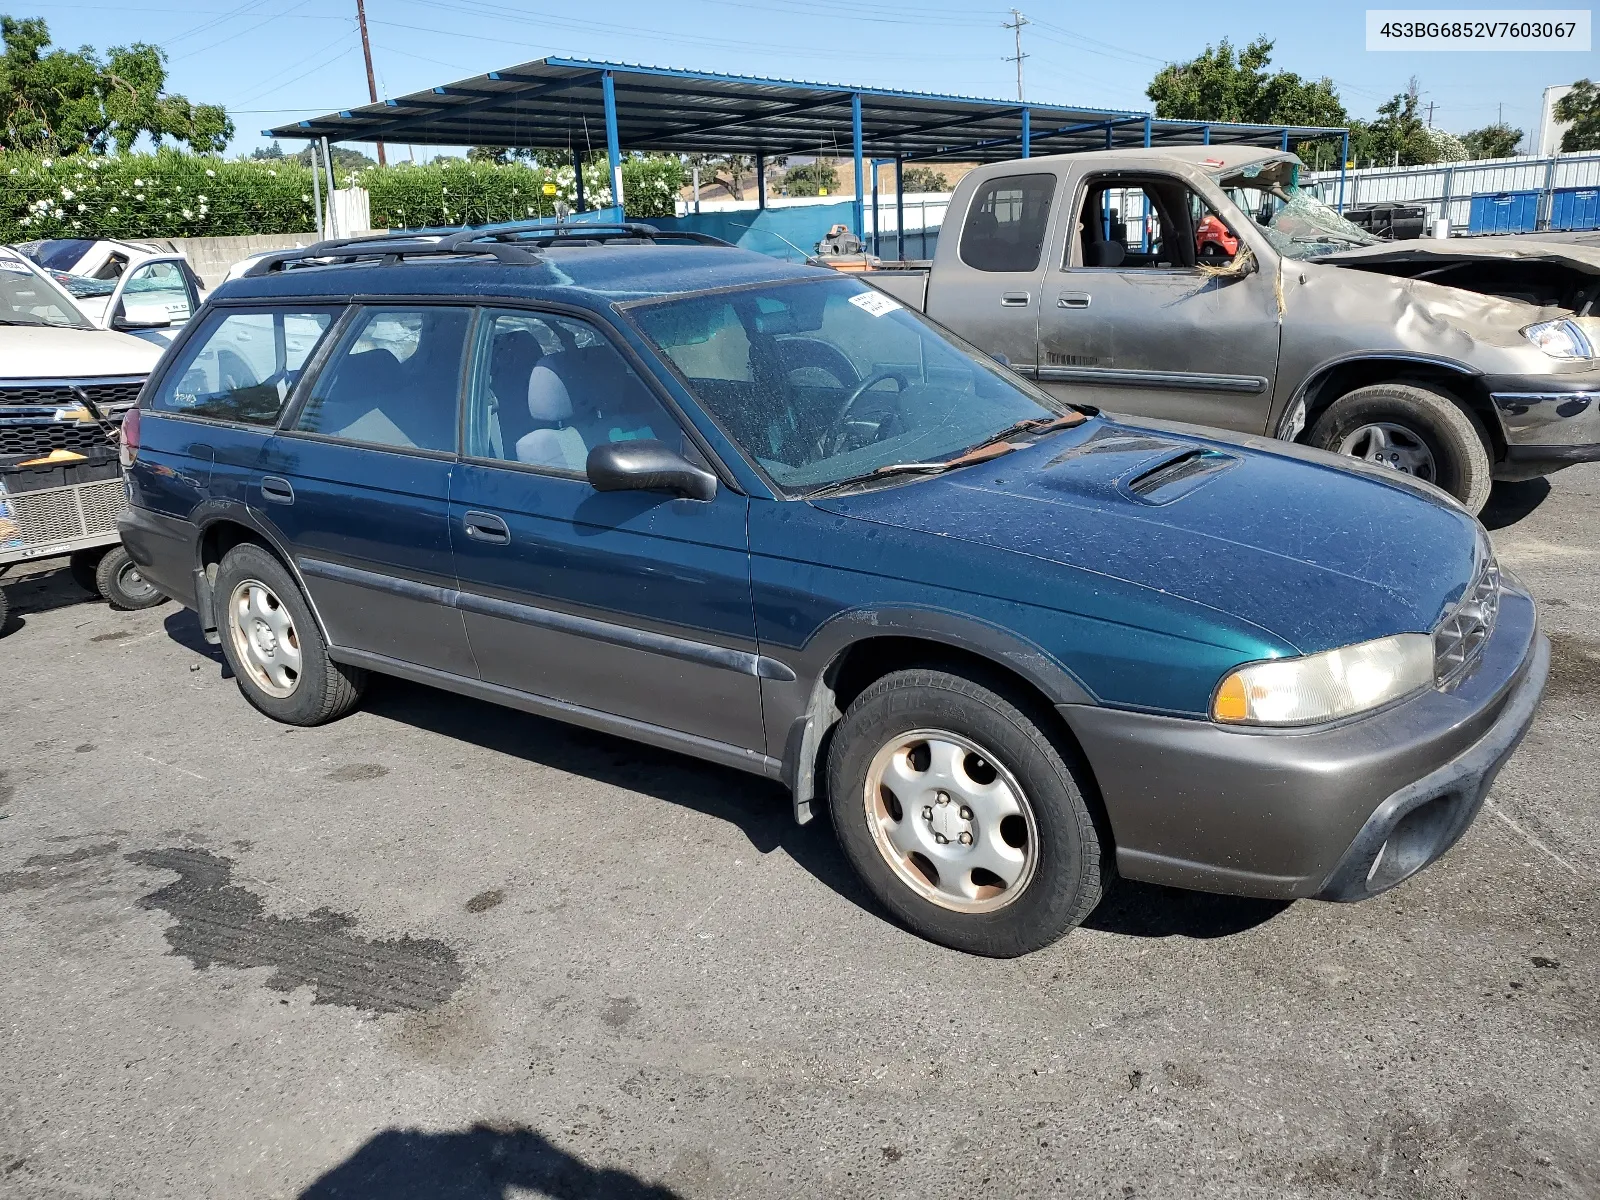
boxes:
[1059,583,1544,901]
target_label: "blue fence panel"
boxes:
[1467,191,1540,234]
[650,201,858,261]
[1550,187,1600,232]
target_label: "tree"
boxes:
[251,141,285,160]
[1460,122,1523,159]
[687,152,754,200]
[901,166,947,193]
[1147,37,1346,128]
[1347,78,1445,166]
[783,159,838,197]
[468,145,510,164]
[1554,79,1600,152]
[0,15,233,154]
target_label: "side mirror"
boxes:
[112,306,172,331]
[586,439,717,501]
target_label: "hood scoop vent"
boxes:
[1123,448,1238,504]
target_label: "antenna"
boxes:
[1003,10,1029,102]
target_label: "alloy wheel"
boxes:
[227,578,302,698]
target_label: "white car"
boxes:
[14,238,205,346]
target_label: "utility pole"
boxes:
[1424,101,1435,128]
[1002,9,1029,102]
[355,0,386,165]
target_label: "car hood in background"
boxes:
[810,419,1483,655]
[0,324,163,379]
[1316,232,1600,277]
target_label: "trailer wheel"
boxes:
[69,547,110,597]
[96,545,166,611]
[1308,382,1493,513]
[0,585,9,636]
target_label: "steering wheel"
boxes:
[775,336,860,390]
[816,369,909,457]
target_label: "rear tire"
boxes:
[96,545,166,611]
[0,586,10,636]
[826,668,1107,957]
[213,543,366,726]
[1307,382,1493,513]
[70,547,108,597]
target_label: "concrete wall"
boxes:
[153,233,315,289]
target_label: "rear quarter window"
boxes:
[148,306,340,425]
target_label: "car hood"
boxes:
[1316,232,1600,277]
[809,419,1483,655]
[0,324,162,380]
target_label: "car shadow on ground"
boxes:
[297,1123,680,1199]
[1481,477,1552,531]
[161,609,1296,946]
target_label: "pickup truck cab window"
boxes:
[959,173,1057,273]
[293,305,472,453]
[149,306,338,425]
[1070,174,1239,271]
[465,308,685,472]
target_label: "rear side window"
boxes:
[149,307,338,425]
[292,306,472,454]
[959,173,1057,273]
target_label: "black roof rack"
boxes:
[241,220,734,277]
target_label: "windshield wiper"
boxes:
[805,440,1028,499]
[965,411,1086,450]
[1292,232,1370,246]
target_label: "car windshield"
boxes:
[23,238,95,271]
[1217,159,1380,261]
[0,252,93,328]
[624,276,1071,494]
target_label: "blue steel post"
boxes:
[894,156,905,261]
[871,159,880,255]
[1281,128,1290,151]
[756,152,766,210]
[1143,115,1152,147]
[602,71,623,215]
[1338,131,1349,212]
[1104,121,1114,149]
[852,92,864,238]
[1203,124,1211,145]
[1021,108,1031,158]
[572,148,585,212]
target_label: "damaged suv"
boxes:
[866,147,1600,512]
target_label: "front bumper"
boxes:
[1059,580,1546,901]
[1490,383,1600,480]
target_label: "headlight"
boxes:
[1523,317,1598,359]
[1212,634,1434,726]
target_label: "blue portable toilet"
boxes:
[1467,190,1540,234]
[1550,187,1600,231]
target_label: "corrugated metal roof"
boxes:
[266,57,1346,162]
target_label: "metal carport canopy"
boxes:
[265,57,1347,162]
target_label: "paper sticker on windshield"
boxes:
[0,258,31,273]
[848,291,901,317]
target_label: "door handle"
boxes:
[260,476,294,504]
[1058,292,1092,309]
[1000,292,1031,307]
[462,510,510,545]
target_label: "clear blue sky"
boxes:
[24,0,1599,156]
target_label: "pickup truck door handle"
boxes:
[462,510,511,545]
[260,476,294,505]
[1000,291,1031,307]
[1058,292,1092,309]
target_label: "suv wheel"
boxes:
[826,668,1107,957]
[96,546,166,611]
[1307,382,1493,513]
[214,543,366,726]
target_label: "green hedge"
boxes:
[0,150,687,241]
[0,150,319,240]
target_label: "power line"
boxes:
[1002,9,1028,102]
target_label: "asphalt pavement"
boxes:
[1,467,1596,1200]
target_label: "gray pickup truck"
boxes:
[863,146,1600,512]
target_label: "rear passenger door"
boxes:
[924,171,1057,372]
[266,304,476,677]
[448,307,764,753]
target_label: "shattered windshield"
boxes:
[1218,158,1382,261]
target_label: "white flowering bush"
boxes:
[0,149,317,239]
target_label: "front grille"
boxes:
[0,419,118,459]
[0,379,144,411]
[1434,552,1501,689]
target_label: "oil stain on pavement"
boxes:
[127,848,464,1013]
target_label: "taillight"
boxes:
[119,406,141,469]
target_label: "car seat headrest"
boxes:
[1084,241,1125,268]
[527,363,573,423]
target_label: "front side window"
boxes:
[959,173,1057,273]
[294,306,472,453]
[464,309,685,473]
[119,261,195,327]
[626,276,1070,494]
[149,306,338,424]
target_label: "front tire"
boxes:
[826,668,1107,957]
[1307,382,1493,513]
[213,543,366,726]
